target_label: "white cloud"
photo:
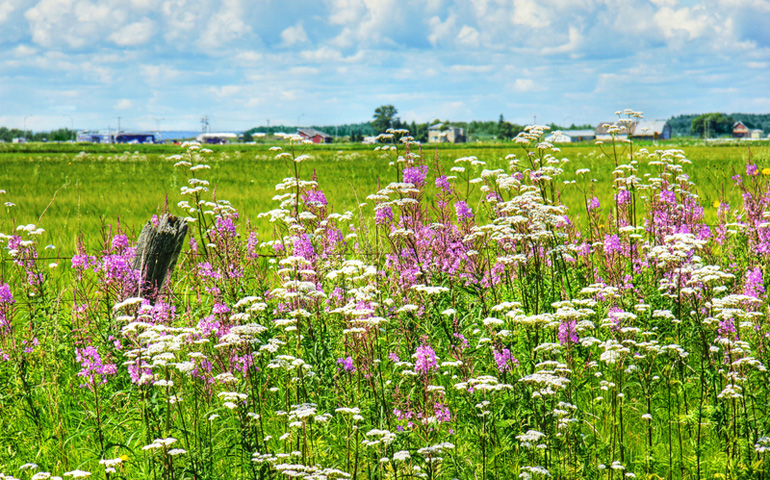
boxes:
[197,0,252,51]
[115,99,132,110]
[456,25,479,47]
[0,2,14,22]
[427,14,456,46]
[12,44,37,57]
[512,0,554,28]
[449,64,494,73]
[511,78,540,92]
[109,17,155,46]
[281,23,308,45]
[654,6,711,41]
[234,50,263,65]
[210,85,241,97]
[141,64,181,84]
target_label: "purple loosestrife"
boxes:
[75,346,117,389]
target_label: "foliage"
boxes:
[2,116,770,479]
[372,105,399,134]
[0,127,77,143]
[692,113,735,138]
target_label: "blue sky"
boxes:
[1,0,769,132]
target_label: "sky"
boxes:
[0,0,769,132]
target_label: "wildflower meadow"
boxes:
[3,111,770,480]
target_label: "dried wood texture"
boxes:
[131,214,188,302]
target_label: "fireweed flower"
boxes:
[493,348,518,373]
[336,356,356,373]
[75,346,117,389]
[402,165,428,188]
[454,201,473,222]
[413,344,438,375]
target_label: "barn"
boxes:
[630,120,672,141]
[733,121,750,138]
[297,128,333,144]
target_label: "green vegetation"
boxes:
[0,140,768,256]
[3,132,770,479]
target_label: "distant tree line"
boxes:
[242,106,596,144]
[0,127,77,143]
[669,113,770,137]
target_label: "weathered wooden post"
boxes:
[131,214,188,303]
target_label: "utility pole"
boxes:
[201,116,209,134]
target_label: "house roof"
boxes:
[595,122,632,135]
[733,121,749,131]
[297,128,331,138]
[563,129,595,137]
[631,120,668,136]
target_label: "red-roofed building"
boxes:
[297,128,332,144]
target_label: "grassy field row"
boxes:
[0,140,767,254]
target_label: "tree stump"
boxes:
[131,214,188,303]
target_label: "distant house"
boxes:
[545,130,596,143]
[428,123,466,143]
[630,120,672,141]
[733,121,750,138]
[752,129,765,140]
[297,128,332,144]
[196,133,238,144]
[77,131,114,143]
[595,122,631,141]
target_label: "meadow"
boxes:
[1,123,770,480]
[0,139,765,254]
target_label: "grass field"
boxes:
[1,140,767,254]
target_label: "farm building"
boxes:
[595,122,631,141]
[596,120,671,141]
[630,120,672,140]
[297,128,332,144]
[77,131,158,143]
[546,129,596,143]
[752,129,765,139]
[116,132,156,144]
[733,121,750,138]
[196,133,238,144]
[428,123,466,143]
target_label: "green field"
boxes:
[1,140,768,254]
